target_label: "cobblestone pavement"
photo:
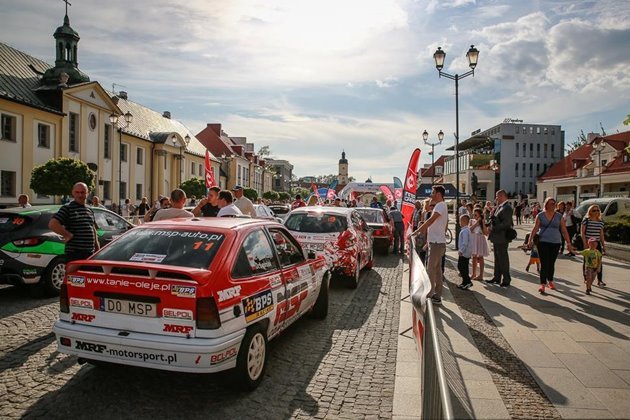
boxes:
[443,264,562,419]
[0,255,402,419]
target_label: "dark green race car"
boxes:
[0,205,133,296]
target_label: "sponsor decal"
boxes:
[84,277,171,291]
[0,217,9,224]
[269,274,282,289]
[297,265,313,279]
[75,340,107,353]
[162,308,193,320]
[72,312,95,322]
[171,285,196,298]
[70,297,94,309]
[217,285,241,302]
[22,268,37,276]
[67,275,86,287]
[163,324,194,334]
[242,289,274,322]
[0,260,4,266]
[274,289,308,326]
[210,347,238,365]
[130,253,167,263]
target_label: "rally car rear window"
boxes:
[356,209,384,224]
[285,213,347,233]
[92,228,225,269]
[0,214,31,234]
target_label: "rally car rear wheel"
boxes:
[43,258,66,296]
[235,325,267,390]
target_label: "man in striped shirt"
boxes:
[49,182,100,263]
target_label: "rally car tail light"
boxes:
[196,297,221,329]
[60,284,69,313]
[13,237,42,247]
[374,229,383,236]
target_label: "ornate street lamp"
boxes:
[423,130,444,185]
[109,110,133,214]
[433,44,479,247]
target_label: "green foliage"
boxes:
[258,145,272,157]
[179,177,206,199]
[30,157,95,196]
[278,192,291,201]
[605,214,630,244]
[624,114,630,126]
[243,188,258,201]
[567,129,587,154]
[292,187,310,200]
[262,190,280,201]
[469,155,493,168]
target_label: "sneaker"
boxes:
[461,282,473,290]
[586,288,591,295]
[597,281,607,287]
[538,285,545,294]
[431,295,442,305]
[548,282,556,290]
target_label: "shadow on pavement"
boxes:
[0,285,57,319]
[22,257,397,419]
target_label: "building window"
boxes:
[522,182,526,193]
[103,181,111,200]
[529,143,533,157]
[515,163,519,177]
[522,143,526,156]
[551,144,555,158]
[198,163,202,176]
[515,143,519,157]
[190,162,195,174]
[544,163,548,173]
[536,127,541,134]
[529,126,533,134]
[104,124,111,159]
[544,143,548,158]
[1,113,17,141]
[522,162,526,177]
[121,143,128,162]
[522,126,526,134]
[536,143,540,157]
[69,112,79,152]
[515,182,519,193]
[37,123,50,148]
[544,127,548,135]
[551,128,555,135]
[516,126,520,134]
[529,182,533,193]
[136,183,143,200]
[529,163,533,175]
[120,182,127,199]
[601,159,607,166]
[136,147,143,165]
[1,170,16,197]
[536,163,540,174]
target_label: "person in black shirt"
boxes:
[192,186,220,217]
[49,182,99,262]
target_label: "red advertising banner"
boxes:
[401,149,421,233]
[379,185,394,202]
[205,151,216,188]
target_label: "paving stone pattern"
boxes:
[443,265,562,419]
[0,256,402,419]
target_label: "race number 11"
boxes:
[192,241,214,251]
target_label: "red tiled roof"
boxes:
[196,123,236,158]
[421,155,446,177]
[539,131,630,180]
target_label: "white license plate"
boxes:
[305,243,324,251]
[103,298,157,317]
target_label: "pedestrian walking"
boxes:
[486,190,513,287]
[525,243,540,273]
[580,237,603,295]
[411,185,448,305]
[523,202,531,223]
[152,189,193,221]
[470,208,489,280]
[48,182,99,263]
[514,201,522,225]
[389,205,405,255]
[457,214,473,290]
[580,205,607,286]
[527,197,574,294]
[563,201,580,255]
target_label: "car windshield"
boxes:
[356,209,384,224]
[92,228,225,269]
[575,201,608,218]
[0,213,32,234]
[285,213,347,233]
[270,206,290,214]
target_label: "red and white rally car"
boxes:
[284,207,373,288]
[53,218,329,389]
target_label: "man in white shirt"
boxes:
[412,185,448,305]
[232,186,255,217]
[217,190,243,217]
[18,194,32,208]
[153,189,194,221]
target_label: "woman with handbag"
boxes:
[580,205,607,286]
[528,197,575,294]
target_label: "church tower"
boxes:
[338,150,349,185]
[41,6,90,87]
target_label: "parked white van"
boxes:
[575,198,630,222]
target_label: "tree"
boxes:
[278,192,291,201]
[292,187,310,199]
[244,188,258,201]
[624,114,630,126]
[262,190,279,201]
[179,177,206,199]
[566,129,587,154]
[258,146,272,157]
[30,157,95,197]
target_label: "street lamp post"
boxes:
[423,129,444,185]
[595,142,604,197]
[433,44,479,248]
[109,111,133,215]
[172,134,191,186]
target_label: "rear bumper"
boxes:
[53,320,245,373]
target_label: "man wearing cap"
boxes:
[232,185,255,217]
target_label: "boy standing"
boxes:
[457,214,473,290]
[580,237,603,295]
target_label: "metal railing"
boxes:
[408,236,454,420]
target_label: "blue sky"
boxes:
[2,0,629,182]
